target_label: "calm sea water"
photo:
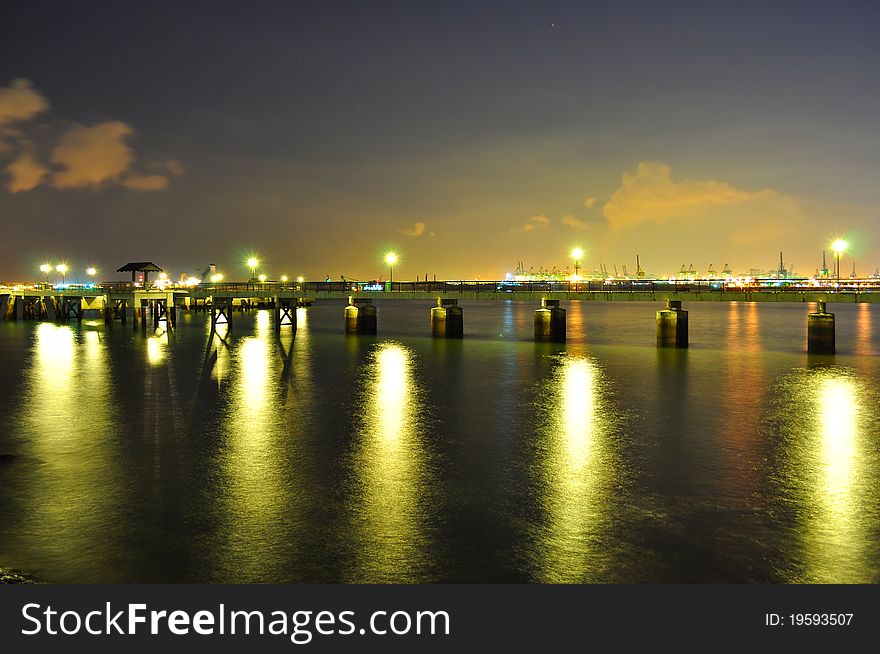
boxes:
[1,299,879,583]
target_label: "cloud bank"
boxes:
[0,79,180,193]
[602,160,779,229]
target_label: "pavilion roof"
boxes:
[117,262,163,273]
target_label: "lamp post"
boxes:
[831,239,847,286]
[40,263,51,285]
[56,263,68,286]
[86,267,97,286]
[247,257,259,279]
[385,252,398,290]
[571,247,584,279]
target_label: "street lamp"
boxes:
[385,252,398,289]
[247,257,259,279]
[258,274,267,285]
[210,273,223,283]
[571,247,584,278]
[831,239,847,285]
[56,263,68,285]
[39,263,51,284]
[296,276,304,284]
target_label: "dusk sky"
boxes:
[1,0,878,281]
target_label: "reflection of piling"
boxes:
[656,299,688,348]
[431,298,463,338]
[345,297,377,335]
[534,299,566,342]
[807,300,835,354]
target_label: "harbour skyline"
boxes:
[1,1,879,280]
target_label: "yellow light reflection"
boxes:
[535,355,613,583]
[780,368,872,582]
[350,342,428,582]
[146,333,168,366]
[213,321,289,579]
[817,377,856,520]
[23,322,117,580]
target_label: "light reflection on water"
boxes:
[20,323,118,577]
[214,310,290,580]
[773,366,874,583]
[531,354,616,583]
[2,302,880,583]
[347,342,433,582]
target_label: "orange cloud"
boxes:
[122,173,169,191]
[0,79,48,125]
[50,121,170,191]
[561,214,585,228]
[603,161,780,229]
[511,214,549,233]
[401,221,426,236]
[5,149,48,192]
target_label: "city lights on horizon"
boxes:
[20,236,875,286]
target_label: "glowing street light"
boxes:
[831,238,847,284]
[296,276,304,284]
[571,246,584,278]
[280,274,288,283]
[210,273,223,283]
[86,267,97,277]
[39,263,51,284]
[247,257,259,278]
[385,252,398,289]
[258,273,267,284]
[56,263,68,285]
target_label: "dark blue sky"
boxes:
[1,0,878,280]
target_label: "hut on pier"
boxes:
[117,262,163,285]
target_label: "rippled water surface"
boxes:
[1,300,879,582]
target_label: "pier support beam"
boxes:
[807,300,835,354]
[211,297,233,332]
[534,299,566,342]
[657,299,688,348]
[431,298,463,338]
[345,297,377,335]
[274,298,297,333]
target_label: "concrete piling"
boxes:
[534,298,566,342]
[656,299,688,348]
[345,297,377,335]
[807,300,835,354]
[431,298,463,338]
